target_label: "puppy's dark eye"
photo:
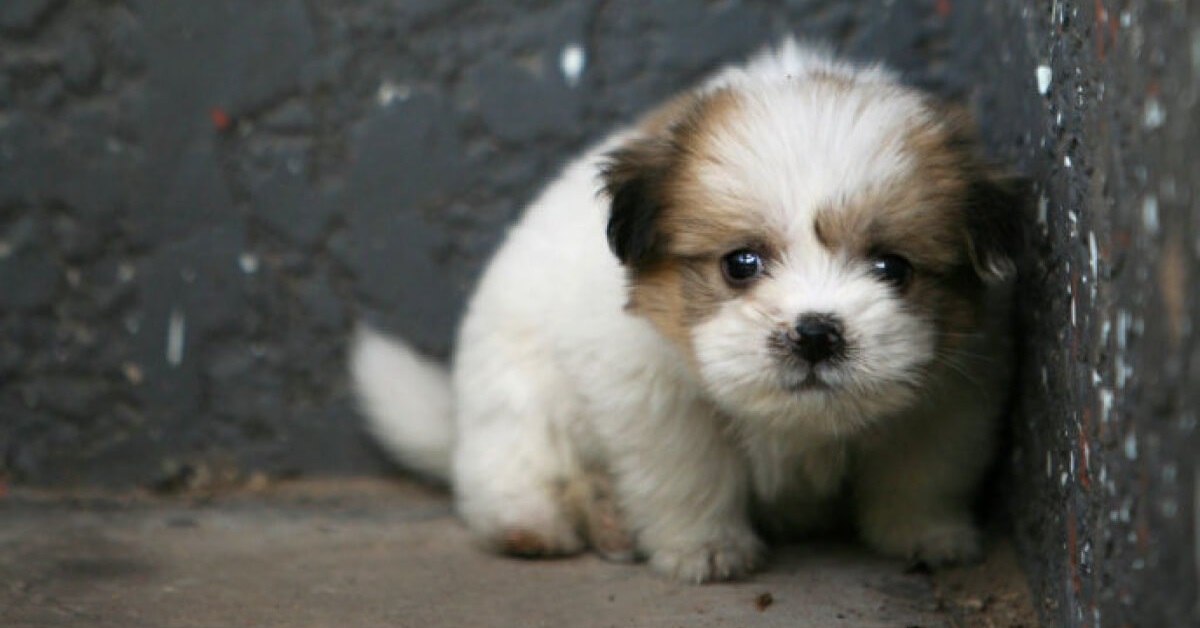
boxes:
[721,249,764,284]
[870,254,913,289]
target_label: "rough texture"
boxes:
[2,1,1197,625]
[966,3,1200,627]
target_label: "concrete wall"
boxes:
[975,2,1200,626]
[1,0,1196,625]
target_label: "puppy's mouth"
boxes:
[778,367,835,394]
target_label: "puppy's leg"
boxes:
[604,401,763,583]
[452,354,587,557]
[853,404,995,566]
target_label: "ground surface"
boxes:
[0,478,1035,628]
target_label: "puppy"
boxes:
[351,39,1021,583]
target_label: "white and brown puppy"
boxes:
[352,40,1021,583]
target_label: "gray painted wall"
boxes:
[1,1,1196,625]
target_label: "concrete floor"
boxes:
[0,478,1036,628]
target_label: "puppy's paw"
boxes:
[464,500,586,558]
[648,530,765,583]
[863,517,982,567]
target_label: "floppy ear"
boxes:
[601,137,675,268]
[964,172,1028,284]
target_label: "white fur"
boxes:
[350,326,454,480]
[351,40,1013,582]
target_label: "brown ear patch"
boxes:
[812,107,1024,284]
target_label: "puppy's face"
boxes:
[604,81,1020,434]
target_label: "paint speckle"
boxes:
[167,308,186,367]
[1124,430,1138,461]
[1099,388,1113,424]
[123,362,143,385]
[118,262,136,283]
[560,44,586,88]
[1064,155,1073,168]
[1142,195,1160,234]
[1143,96,1166,129]
[210,108,232,131]
[239,252,259,274]
[1088,231,1099,278]
[1037,195,1049,231]
[377,80,411,107]
[1036,65,1053,95]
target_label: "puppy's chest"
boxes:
[742,436,856,538]
[743,435,852,503]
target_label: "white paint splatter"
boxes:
[1124,430,1138,461]
[559,44,586,88]
[1088,231,1099,278]
[1101,319,1111,345]
[1143,96,1166,129]
[377,80,411,107]
[1142,195,1160,234]
[1064,155,1073,168]
[1037,195,1048,231]
[239,252,259,274]
[1117,310,1130,349]
[167,308,186,367]
[1036,65,1053,95]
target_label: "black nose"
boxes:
[791,315,845,364]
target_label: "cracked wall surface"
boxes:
[0,0,970,487]
[1,1,1197,625]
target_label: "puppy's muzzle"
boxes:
[788,314,845,364]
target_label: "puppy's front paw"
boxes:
[648,530,764,583]
[863,516,982,567]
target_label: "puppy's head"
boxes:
[603,74,1021,435]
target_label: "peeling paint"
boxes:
[166,308,186,367]
[1142,195,1160,234]
[560,44,586,87]
[238,253,259,274]
[377,80,411,107]
[1143,96,1166,129]
[1037,64,1053,94]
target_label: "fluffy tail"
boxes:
[350,325,454,481]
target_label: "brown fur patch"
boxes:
[612,78,1016,361]
[808,108,1016,352]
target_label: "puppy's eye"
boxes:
[721,249,764,284]
[870,254,913,289]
